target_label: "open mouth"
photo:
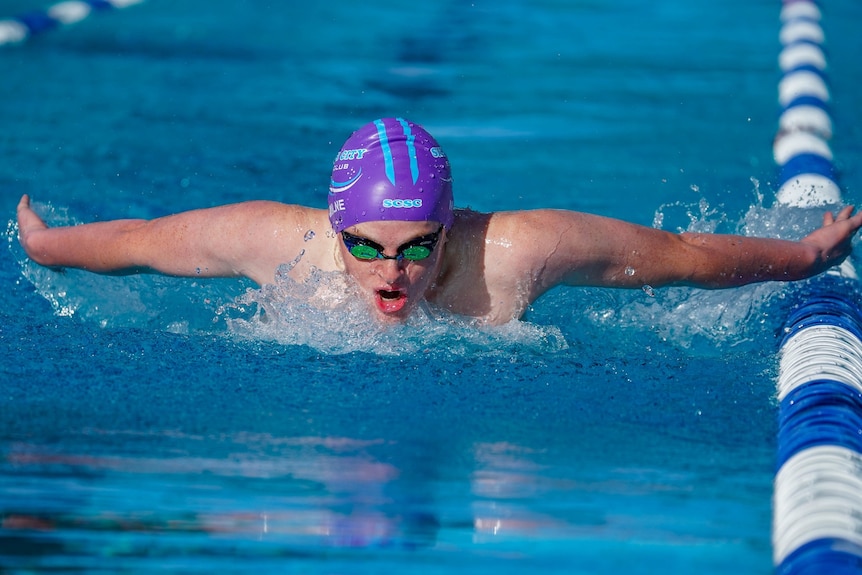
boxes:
[375,289,407,314]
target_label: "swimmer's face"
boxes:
[338,220,446,322]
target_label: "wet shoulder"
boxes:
[231,202,338,283]
[278,205,340,274]
[433,210,531,322]
[440,209,572,321]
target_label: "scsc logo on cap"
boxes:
[382,199,423,208]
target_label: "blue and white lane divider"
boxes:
[774,294,862,573]
[773,1,862,573]
[0,0,142,46]
[774,0,840,209]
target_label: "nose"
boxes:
[374,257,407,284]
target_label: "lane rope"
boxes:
[0,0,143,46]
[772,2,862,573]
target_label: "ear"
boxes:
[333,235,347,272]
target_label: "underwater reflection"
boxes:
[0,434,442,564]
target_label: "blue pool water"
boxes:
[2,1,861,573]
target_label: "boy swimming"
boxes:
[16,117,862,325]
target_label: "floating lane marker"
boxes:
[0,0,143,46]
[774,0,839,208]
[772,2,862,573]
[774,295,862,573]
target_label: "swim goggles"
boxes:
[341,226,443,261]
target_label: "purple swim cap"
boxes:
[328,118,454,233]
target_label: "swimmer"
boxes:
[16,117,862,325]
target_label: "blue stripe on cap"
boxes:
[374,119,396,186]
[396,117,420,185]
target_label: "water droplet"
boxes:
[642,285,655,297]
[625,266,636,276]
[285,249,306,272]
[303,230,315,242]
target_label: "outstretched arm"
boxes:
[16,195,317,286]
[497,206,862,299]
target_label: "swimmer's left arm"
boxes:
[504,206,862,298]
[672,206,862,287]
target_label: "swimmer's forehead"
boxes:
[343,220,443,244]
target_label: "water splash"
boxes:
[219,265,568,357]
[593,197,861,353]
[652,196,728,234]
[6,201,246,332]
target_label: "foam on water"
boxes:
[219,264,569,356]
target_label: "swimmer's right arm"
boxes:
[16,195,301,285]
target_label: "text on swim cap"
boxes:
[329,199,345,216]
[335,148,368,161]
[382,199,423,208]
[430,147,446,158]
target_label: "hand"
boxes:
[16,195,49,254]
[800,206,862,271]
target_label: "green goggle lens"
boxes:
[347,243,432,261]
[400,245,432,260]
[342,227,442,262]
[348,244,384,260]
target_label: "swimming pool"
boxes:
[2,1,861,573]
